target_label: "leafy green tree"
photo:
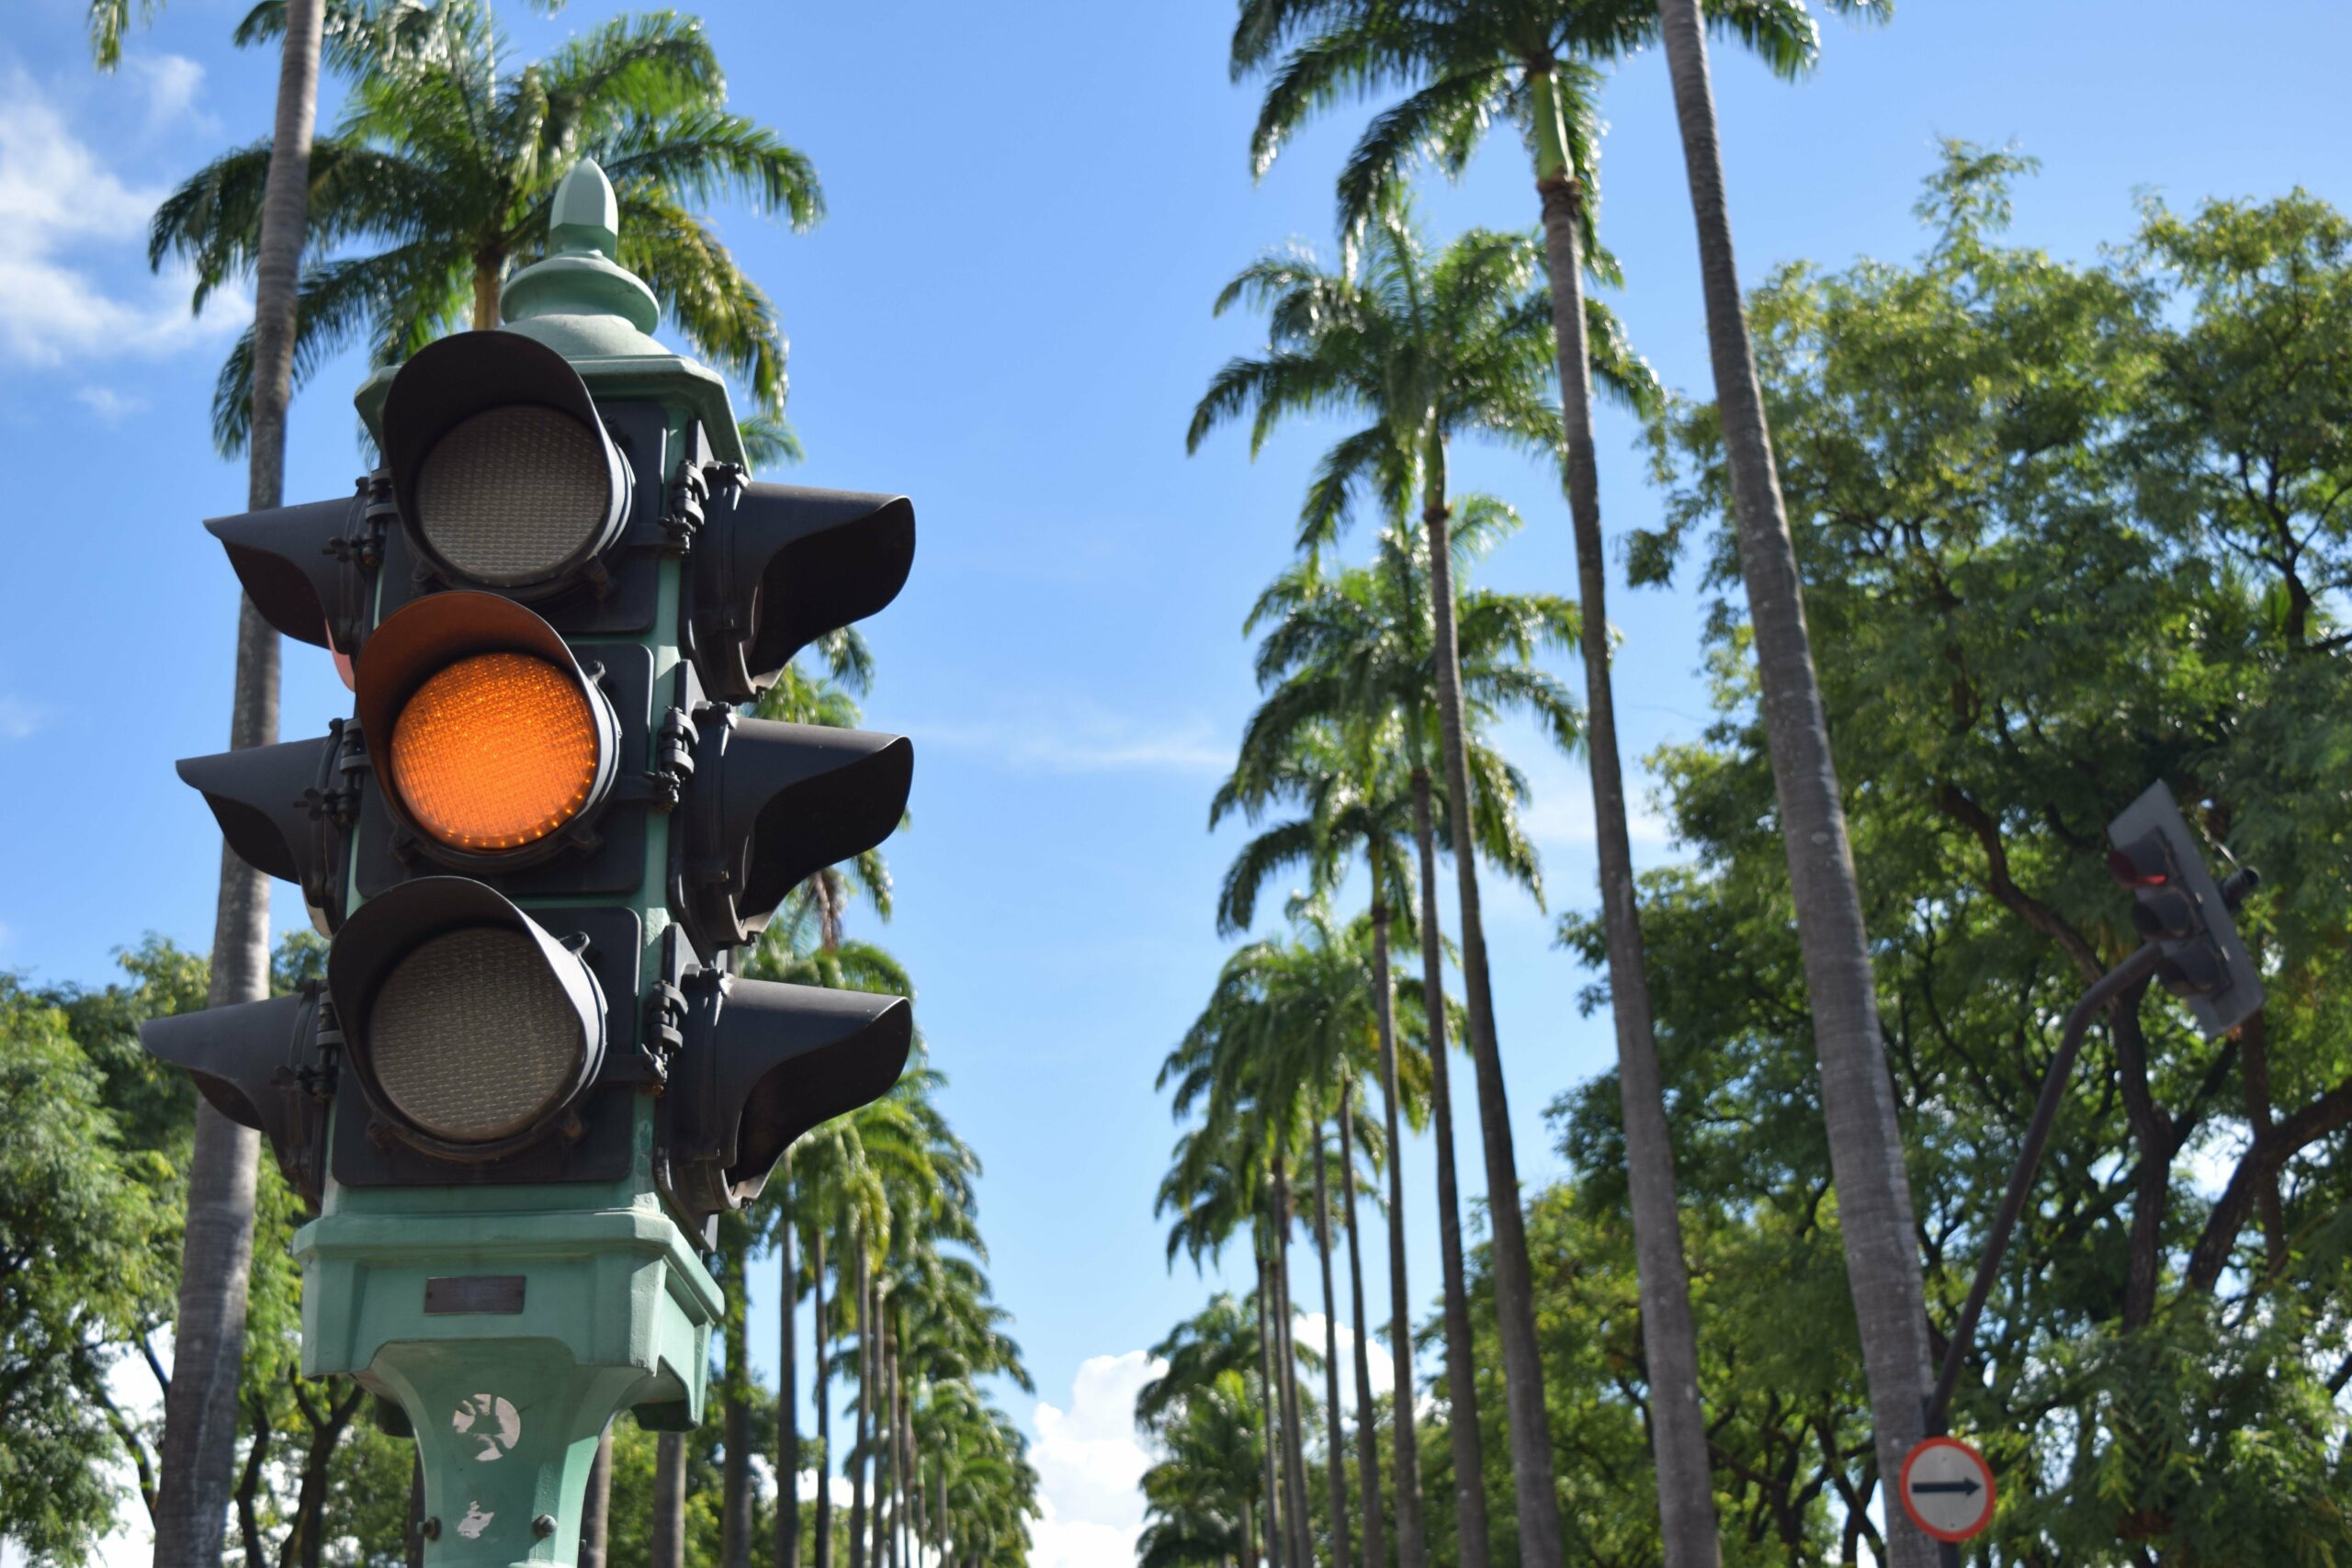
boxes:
[153,3,823,453]
[0,983,176,1562]
[1627,146,2352,1565]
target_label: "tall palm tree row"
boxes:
[1225,6,1864,1562]
[734,645,1033,1568]
[1215,510,1581,1568]
[1192,205,1654,1568]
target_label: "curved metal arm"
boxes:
[1924,942,2165,1436]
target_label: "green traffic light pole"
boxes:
[295,161,747,1568]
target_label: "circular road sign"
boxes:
[1898,1436,1996,1543]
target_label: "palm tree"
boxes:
[741,635,895,1568]
[1332,1080,1384,1568]
[1220,513,1580,1568]
[1159,1026,1317,1568]
[152,4,822,452]
[1192,209,1627,1568]
[1137,1335,1269,1568]
[773,1148,802,1568]
[924,1387,1037,1568]
[1164,908,1418,1568]
[93,0,325,1557]
[1645,6,1932,1561]
[1231,6,1866,1562]
[1216,723,1416,1568]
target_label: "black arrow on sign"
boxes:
[1913,1479,1982,1497]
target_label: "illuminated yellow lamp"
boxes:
[387,651,601,852]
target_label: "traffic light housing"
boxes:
[140,159,920,1563]
[2107,780,2263,1038]
[140,985,334,1203]
[686,478,916,703]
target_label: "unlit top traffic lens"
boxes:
[387,651,600,852]
[413,404,612,587]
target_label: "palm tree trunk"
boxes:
[894,1343,913,1568]
[152,9,321,1568]
[581,1427,614,1568]
[1653,11,1935,1564]
[1366,893,1425,1568]
[1405,755,1490,1568]
[1311,1129,1352,1568]
[1255,1247,1286,1568]
[779,1166,801,1568]
[724,1220,754,1568]
[851,1237,871,1568]
[816,1226,834,1568]
[1528,69,1722,1568]
[877,1321,896,1568]
[1337,1084,1387,1568]
[1270,1164,1315,1568]
[1419,437,1562,1568]
[651,1433,687,1568]
[472,260,502,331]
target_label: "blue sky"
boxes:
[5,1,2351,1562]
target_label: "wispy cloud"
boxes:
[916,704,1231,775]
[0,695,44,740]
[0,64,243,367]
[74,385,145,423]
[1517,754,1676,856]
[124,54,210,135]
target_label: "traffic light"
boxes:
[141,159,917,1563]
[2107,780,2263,1038]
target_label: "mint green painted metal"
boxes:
[304,159,741,1565]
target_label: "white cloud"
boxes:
[1025,1350,1164,1568]
[795,1470,857,1506]
[917,707,1230,775]
[75,385,145,422]
[0,65,243,367]
[0,695,43,739]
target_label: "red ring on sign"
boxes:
[1898,1436,1997,1544]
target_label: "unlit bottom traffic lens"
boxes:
[368,926,585,1142]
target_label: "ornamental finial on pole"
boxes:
[501,158,661,334]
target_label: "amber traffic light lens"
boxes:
[388,651,600,852]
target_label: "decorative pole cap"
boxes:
[501,159,662,334]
